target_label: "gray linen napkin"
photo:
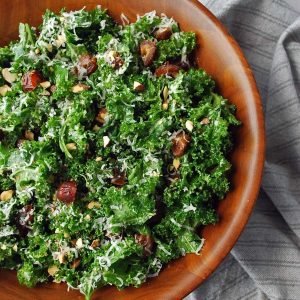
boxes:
[186,0,300,299]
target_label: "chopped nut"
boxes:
[40,81,51,89]
[91,239,100,248]
[173,158,180,170]
[72,83,90,93]
[163,86,169,101]
[24,130,34,141]
[0,190,14,201]
[84,214,91,221]
[95,157,102,162]
[105,50,124,69]
[200,117,210,125]
[133,81,145,92]
[162,102,168,110]
[185,120,194,132]
[0,85,12,96]
[103,135,110,148]
[12,244,18,252]
[46,43,53,52]
[55,34,66,47]
[41,90,51,96]
[87,201,101,209]
[95,108,107,124]
[35,48,40,54]
[93,124,100,132]
[58,253,65,264]
[66,143,77,150]
[2,68,17,83]
[76,238,83,249]
[71,258,81,269]
[48,265,59,276]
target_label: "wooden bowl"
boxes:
[0,0,265,299]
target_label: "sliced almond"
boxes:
[76,238,83,249]
[93,124,100,132]
[185,120,194,132]
[91,239,100,248]
[95,157,102,162]
[133,81,145,92]
[55,34,66,48]
[66,143,77,150]
[12,244,18,252]
[0,85,12,96]
[200,117,210,125]
[24,130,34,141]
[35,48,40,54]
[58,253,65,264]
[2,68,17,83]
[48,265,59,276]
[162,102,168,110]
[103,136,110,148]
[0,190,14,201]
[173,158,180,170]
[41,90,51,96]
[87,201,101,209]
[72,83,90,93]
[40,81,51,89]
[84,214,91,221]
[46,43,53,52]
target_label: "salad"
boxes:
[0,7,240,299]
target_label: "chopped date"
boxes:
[155,62,181,78]
[154,27,172,40]
[77,54,98,76]
[172,131,191,157]
[56,181,77,203]
[134,234,154,257]
[22,70,43,92]
[140,40,157,67]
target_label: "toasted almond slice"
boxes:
[0,85,12,96]
[163,86,169,101]
[40,81,51,89]
[0,190,14,201]
[66,143,77,150]
[103,136,110,148]
[72,83,90,93]
[41,90,51,96]
[173,158,180,170]
[2,68,17,83]
[91,239,100,248]
[12,244,18,252]
[95,157,102,162]
[48,265,59,276]
[185,120,194,132]
[76,238,83,249]
[58,253,65,264]
[87,201,101,209]
[133,81,145,92]
[24,130,34,141]
[200,117,210,125]
[162,102,168,110]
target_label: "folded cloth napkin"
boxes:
[186,1,300,299]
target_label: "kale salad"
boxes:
[0,7,239,299]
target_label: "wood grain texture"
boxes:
[0,0,265,299]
